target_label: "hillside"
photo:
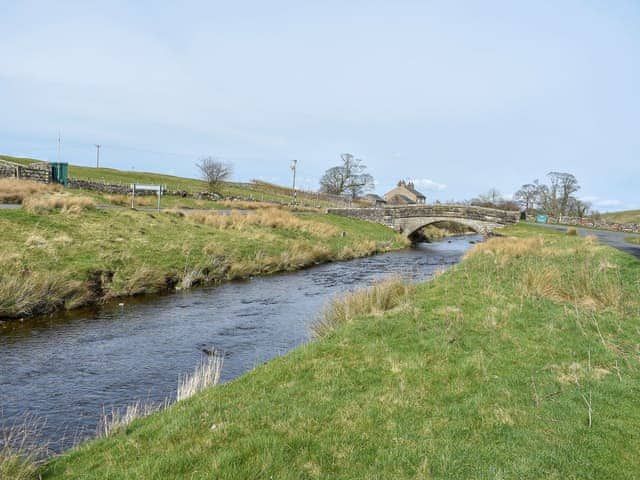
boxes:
[0,154,350,208]
[600,209,640,224]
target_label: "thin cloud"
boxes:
[410,178,447,191]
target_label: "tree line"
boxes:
[514,172,589,217]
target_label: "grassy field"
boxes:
[29,224,640,479]
[0,154,351,208]
[0,198,406,319]
[625,236,640,245]
[600,209,640,224]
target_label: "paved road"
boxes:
[0,204,21,210]
[533,223,640,260]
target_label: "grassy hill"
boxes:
[600,210,640,224]
[0,154,350,208]
[34,224,640,479]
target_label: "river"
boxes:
[0,235,480,452]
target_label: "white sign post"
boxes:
[131,184,164,211]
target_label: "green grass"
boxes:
[600,209,640,224]
[0,154,346,208]
[625,236,640,245]
[37,223,640,479]
[0,207,406,319]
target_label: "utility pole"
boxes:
[57,130,61,163]
[290,159,297,204]
[95,144,101,168]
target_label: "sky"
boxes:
[1,1,639,211]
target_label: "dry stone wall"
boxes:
[0,160,52,183]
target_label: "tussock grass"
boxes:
[189,208,339,238]
[0,178,60,204]
[311,278,415,338]
[466,233,629,312]
[23,193,95,213]
[0,272,84,318]
[0,414,47,480]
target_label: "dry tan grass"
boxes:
[467,235,627,312]
[189,209,339,238]
[23,193,96,213]
[0,414,47,480]
[216,199,282,210]
[465,236,545,260]
[98,353,223,438]
[311,278,415,338]
[0,178,60,204]
[177,353,224,401]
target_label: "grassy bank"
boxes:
[601,209,640,224]
[1,154,351,208]
[35,224,640,478]
[625,236,640,245]
[0,203,406,320]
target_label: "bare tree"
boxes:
[319,153,374,199]
[547,171,580,216]
[514,183,538,211]
[197,156,232,193]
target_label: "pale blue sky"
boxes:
[1,1,638,210]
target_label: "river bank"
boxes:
[0,206,408,321]
[1,235,478,477]
[30,223,640,478]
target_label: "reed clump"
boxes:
[23,193,96,213]
[0,178,59,204]
[0,414,47,480]
[177,354,224,401]
[311,278,415,338]
[98,353,224,438]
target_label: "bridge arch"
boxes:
[402,218,482,242]
[326,204,519,237]
[397,217,498,239]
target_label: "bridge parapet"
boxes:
[327,204,519,236]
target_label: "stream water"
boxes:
[0,235,480,452]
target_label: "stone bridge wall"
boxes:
[327,204,519,236]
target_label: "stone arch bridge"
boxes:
[327,204,519,237]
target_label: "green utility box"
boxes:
[50,162,69,186]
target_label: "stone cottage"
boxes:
[384,180,426,205]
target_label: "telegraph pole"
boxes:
[290,159,297,204]
[57,130,61,163]
[95,144,101,168]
